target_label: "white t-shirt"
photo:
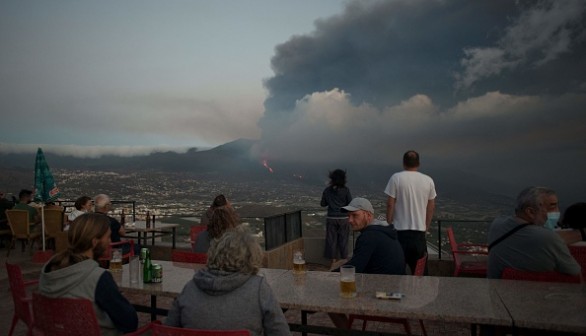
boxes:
[384,171,437,231]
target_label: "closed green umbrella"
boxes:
[33,148,61,250]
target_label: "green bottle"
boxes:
[143,249,152,283]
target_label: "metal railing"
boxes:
[263,210,303,250]
[434,219,493,260]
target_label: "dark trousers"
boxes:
[397,230,427,275]
[324,218,350,259]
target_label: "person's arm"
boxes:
[320,189,328,207]
[386,196,396,224]
[259,278,291,335]
[343,233,375,274]
[425,198,435,232]
[94,272,138,333]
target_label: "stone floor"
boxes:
[1,245,473,336]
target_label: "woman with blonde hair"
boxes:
[167,229,290,335]
[39,213,138,335]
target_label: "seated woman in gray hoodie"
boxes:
[39,213,138,335]
[166,229,290,335]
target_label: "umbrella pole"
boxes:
[41,205,46,251]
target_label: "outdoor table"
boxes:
[123,221,180,249]
[493,279,586,334]
[271,271,511,335]
[113,260,288,321]
[114,262,515,335]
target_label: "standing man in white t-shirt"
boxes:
[384,150,437,274]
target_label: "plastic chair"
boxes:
[172,250,208,264]
[98,240,135,267]
[32,292,101,336]
[43,208,65,243]
[501,267,580,283]
[447,226,488,277]
[6,262,38,336]
[189,225,207,250]
[348,254,428,336]
[125,320,251,336]
[5,210,41,256]
[568,245,586,279]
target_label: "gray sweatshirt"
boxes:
[165,268,290,336]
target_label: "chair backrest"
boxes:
[138,322,250,336]
[501,267,581,283]
[5,262,34,328]
[446,227,461,264]
[6,210,30,237]
[190,225,207,249]
[172,250,208,264]
[54,231,69,253]
[568,245,586,279]
[100,240,135,261]
[43,209,64,236]
[413,253,427,276]
[32,292,101,336]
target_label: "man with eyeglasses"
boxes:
[487,186,581,280]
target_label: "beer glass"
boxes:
[109,248,123,272]
[293,251,306,274]
[339,265,356,298]
[129,255,140,284]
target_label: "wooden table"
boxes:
[123,221,180,248]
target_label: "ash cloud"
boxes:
[256,0,586,195]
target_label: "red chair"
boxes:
[568,245,586,279]
[501,267,581,283]
[125,320,251,335]
[172,250,208,264]
[348,254,428,336]
[32,292,101,336]
[190,225,207,250]
[447,226,488,277]
[6,262,38,336]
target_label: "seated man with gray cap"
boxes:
[333,197,406,275]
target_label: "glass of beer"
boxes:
[293,251,306,274]
[339,265,356,298]
[109,248,123,272]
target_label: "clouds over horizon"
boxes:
[256,0,586,177]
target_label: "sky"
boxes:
[1,0,586,197]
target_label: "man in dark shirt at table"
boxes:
[332,197,406,274]
[329,197,406,328]
[94,194,125,243]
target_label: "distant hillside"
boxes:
[0,138,518,211]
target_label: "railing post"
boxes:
[437,220,442,260]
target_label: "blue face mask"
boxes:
[544,212,560,230]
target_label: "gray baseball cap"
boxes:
[341,197,374,214]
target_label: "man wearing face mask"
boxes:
[486,187,581,280]
[543,191,560,230]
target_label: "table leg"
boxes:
[172,227,176,249]
[150,295,157,321]
[301,310,308,336]
[151,231,155,246]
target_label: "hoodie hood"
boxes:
[39,258,102,297]
[363,219,398,240]
[192,268,252,296]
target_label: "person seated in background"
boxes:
[328,197,406,329]
[94,194,125,243]
[0,191,14,227]
[67,196,93,230]
[193,206,239,253]
[166,229,290,335]
[331,197,406,275]
[557,202,586,244]
[487,187,581,279]
[39,213,138,334]
[200,194,230,226]
[13,189,40,224]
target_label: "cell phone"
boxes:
[375,291,404,300]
